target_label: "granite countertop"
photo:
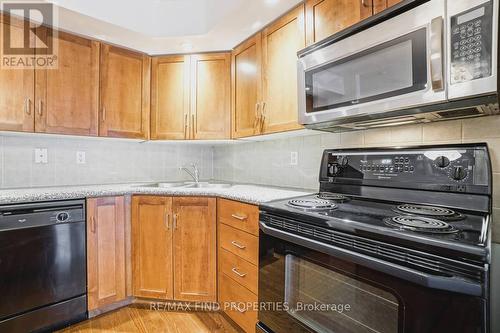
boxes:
[0,182,313,205]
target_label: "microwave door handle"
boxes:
[430,16,444,91]
[259,221,483,297]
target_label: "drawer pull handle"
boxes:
[231,241,246,249]
[231,267,247,277]
[231,213,247,221]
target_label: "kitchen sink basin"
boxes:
[137,182,232,189]
[184,182,232,188]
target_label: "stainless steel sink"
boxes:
[184,182,232,188]
[136,181,232,189]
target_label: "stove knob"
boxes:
[452,166,468,181]
[339,156,349,166]
[434,156,450,168]
[332,164,340,175]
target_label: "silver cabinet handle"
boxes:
[184,113,188,139]
[231,213,247,221]
[24,98,31,115]
[231,240,246,249]
[164,211,170,229]
[260,101,266,132]
[253,102,260,132]
[430,16,444,91]
[173,213,178,230]
[101,107,106,122]
[38,100,42,116]
[90,216,96,233]
[361,0,371,7]
[191,114,195,138]
[231,267,247,277]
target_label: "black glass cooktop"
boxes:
[260,193,487,251]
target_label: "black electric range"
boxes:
[258,143,492,333]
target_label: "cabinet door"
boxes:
[151,55,190,140]
[100,45,150,139]
[231,34,262,138]
[35,30,99,136]
[87,197,126,311]
[262,4,305,134]
[305,0,372,45]
[0,14,34,132]
[190,53,231,140]
[173,197,216,302]
[132,196,173,299]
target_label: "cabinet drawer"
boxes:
[219,224,258,265]
[217,199,259,236]
[219,248,258,295]
[219,273,258,333]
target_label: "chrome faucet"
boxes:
[180,163,200,183]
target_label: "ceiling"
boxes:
[42,0,302,55]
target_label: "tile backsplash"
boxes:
[0,134,213,188]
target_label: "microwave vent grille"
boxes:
[435,107,482,119]
[262,214,484,282]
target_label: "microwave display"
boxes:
[450,2,493,84]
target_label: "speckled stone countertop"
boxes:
[0,182,313,205]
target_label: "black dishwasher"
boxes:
[0,200,87,332]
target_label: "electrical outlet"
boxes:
[76,151,86,164]
[34,148,48,164]
[290,151,298,166]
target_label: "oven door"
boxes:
[258,222,487,333]
[298,0,447,126]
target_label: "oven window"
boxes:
[284,254,399,333]
[305,28,427,113]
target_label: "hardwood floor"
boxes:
[57,306,241,333]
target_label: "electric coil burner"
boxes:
[394,204,465,221]
[286,199,337,211]
[258,144,492,333]
[384,215,458,234]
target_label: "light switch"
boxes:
[76,151,86,164]
[34,148,48,164]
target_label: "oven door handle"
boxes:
[259,221,483,297]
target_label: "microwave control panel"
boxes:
[450,1,493,85]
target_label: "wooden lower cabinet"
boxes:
[131,196,216,302]
[87,197,126,311]
[217,199,260,333]
[131,196,174,299]
[173,197,217,301]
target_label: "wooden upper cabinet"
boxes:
[132,196,173,300]
[231,34,262,138]
[35,29,99,136]
[190,53,231,140]
[0,15,34,132]
[151,55,190,140]
[87,197,126,311]
[173,197,216,302]
[261,4,305,134]
[100,45,150,139]
[305,0,372,45]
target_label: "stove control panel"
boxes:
[321,145,491,194]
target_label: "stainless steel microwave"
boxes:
[298,0,499,131]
